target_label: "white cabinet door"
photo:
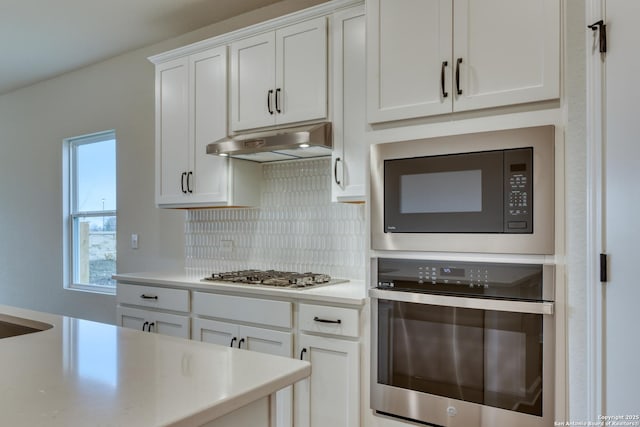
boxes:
[193,318,293,427]
[156,57,190,204]
[230,32,276,131]
[294,334,359,427]
[189,46,229,204]
[452,0,559,112]
[367,0,452,123]
[230,18,327,132]
[193,317,239,348]
[275,17,327,125]
[117,306,190,339]
[331,6,367,202]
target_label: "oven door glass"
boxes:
[377,299,544,417]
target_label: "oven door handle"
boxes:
[369,289,554,315]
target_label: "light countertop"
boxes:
[113,271,367,306]
[0,305,310,427]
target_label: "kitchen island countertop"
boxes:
[0,304,310,427]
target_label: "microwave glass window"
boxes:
[400,170,483,214]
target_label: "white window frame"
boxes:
[63,130,117,294]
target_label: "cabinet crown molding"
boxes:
[148,0,363,64]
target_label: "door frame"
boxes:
[585,0,604,420]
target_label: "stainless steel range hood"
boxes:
[206,122,332,162]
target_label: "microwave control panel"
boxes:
[504,148,533,233]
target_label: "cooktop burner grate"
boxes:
[203,269,334,289]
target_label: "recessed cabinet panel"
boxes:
[230,33,277,131]
[453,0,559,111]
[294,334,359,427]
[190,47,229,203]
[367,0,452,122]
[367,0,559,123]
[230,17,327,132]
[157,58,189,203]
[276,17,327,125]
[331,6,367,202]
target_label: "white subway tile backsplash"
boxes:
[185,158,366,279]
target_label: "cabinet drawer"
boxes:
[117,283,190,313]
[192,292,292,329]
[298,303,359,338]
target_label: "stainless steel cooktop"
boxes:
[202,269,340,289]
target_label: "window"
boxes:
[64,131,117,293]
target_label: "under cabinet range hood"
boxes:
[206,122,332,162]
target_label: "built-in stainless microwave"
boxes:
[371,126,555,254]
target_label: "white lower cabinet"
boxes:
[116,283,190,339]
[294,333,360,427]
[118,284,363,427]
[192,293,294,427]
[295,303,360,427]
[117,306,190,339]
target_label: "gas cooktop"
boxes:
[202,269,340,289]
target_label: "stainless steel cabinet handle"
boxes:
[313,316,342,324]
[441,61,448,98]
[334,157,341,185]
[455,57,463,95]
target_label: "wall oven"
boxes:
[370,258,555,427]
[370,126,555,254]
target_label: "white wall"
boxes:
[0,0,326,324]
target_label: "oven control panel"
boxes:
[377,258,545,301]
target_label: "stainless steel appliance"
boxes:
[203,269,339,289]
[206,122,332,162]
[370,258,555,427]
[370,125,555,254]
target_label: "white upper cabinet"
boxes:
[331,5,368,202]
[367,0,452,122]
[367,0,560,123]
[156,57,190,203]
[154,46,260,208]
[230,17,328,132]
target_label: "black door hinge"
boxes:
[588,20,607,53]
[600,253,608,282]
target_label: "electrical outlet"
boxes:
[221,240,233,253]
[131,234,139,249]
